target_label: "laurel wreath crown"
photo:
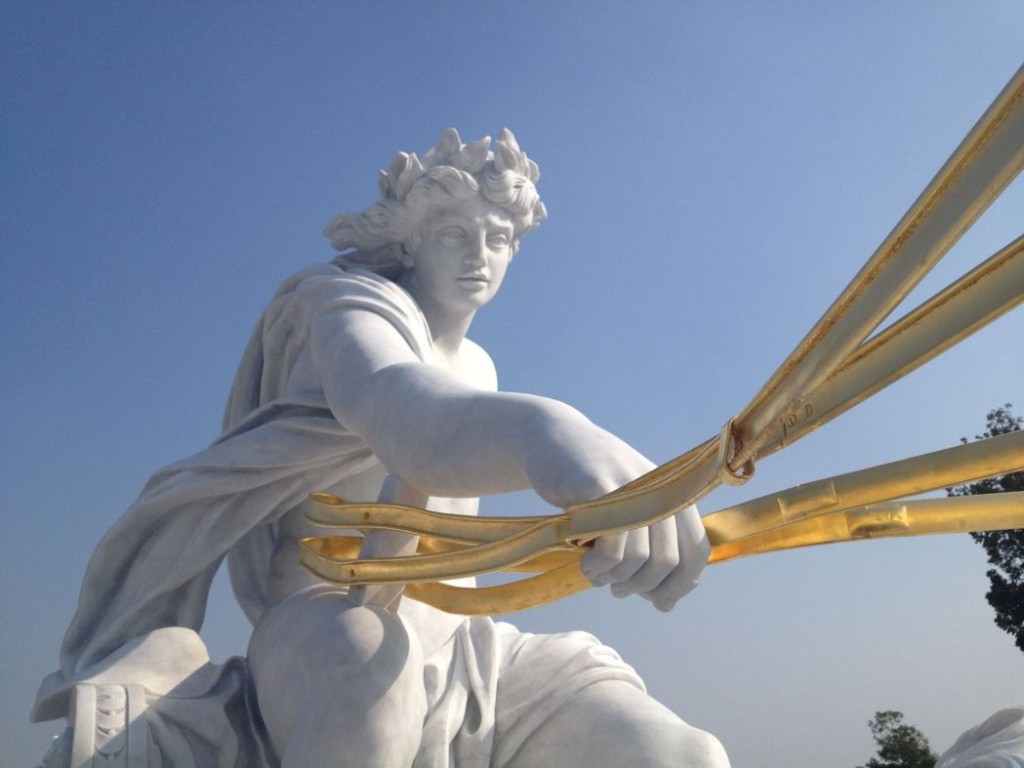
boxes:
[377,128,540,202]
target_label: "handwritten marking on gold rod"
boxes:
[731,62,1024,470]
[761,233,1024,455]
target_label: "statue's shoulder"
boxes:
[272,262,389,299]
[266,263,422,323]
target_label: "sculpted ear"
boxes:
[401,228,423,267]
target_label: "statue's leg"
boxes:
[248,586,427,768]
[503,680,729,768]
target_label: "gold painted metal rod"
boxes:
[562,432,726,541]
[403,492,1024,616]
[299,534,578,573]
[731,62,1024,469]
[405,561,591,617]
[307,435,722,588]
[302,432,1024,586]
[301,514,581,585]
[310,431,1024,556]
[756,234,1024,456]
[306,492,547,543]
[709,492,1024,564]
[703,428,1024,543]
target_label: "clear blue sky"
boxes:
[2,4,1022,766]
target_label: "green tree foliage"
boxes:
[857,710,937,768]
[947,404,1024,653]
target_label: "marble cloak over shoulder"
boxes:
[34,264,435,721]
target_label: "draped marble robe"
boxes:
[33,265,432,764]
[33,263,644,767]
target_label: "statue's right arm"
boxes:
[309,307,654,508]
[311,306,710,611]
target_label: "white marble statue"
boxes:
[33,129,728,768]
[936,707,1024,768]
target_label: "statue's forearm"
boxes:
[311,309,645,506]
[352,362,575,499]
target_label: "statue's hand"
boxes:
[580,504,710,612]
[521,402,709,611]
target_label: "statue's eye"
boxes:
[440,227,466,241]
[488,234,510,247]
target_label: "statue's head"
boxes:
[324,129,546,280]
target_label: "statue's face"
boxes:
[404,196,515,317]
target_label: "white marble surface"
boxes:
[35,130,724,768]
[937,708,1024,768]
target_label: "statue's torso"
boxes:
[263,323,490,656]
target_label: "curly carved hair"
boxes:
[324,129,546,279]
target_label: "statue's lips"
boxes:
[457,274,489,286]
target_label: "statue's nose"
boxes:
[465,232,487,264]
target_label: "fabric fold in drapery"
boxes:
[34,266,432,763]
[33,262,647,767]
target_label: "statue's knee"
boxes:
[313,603,423,685]
[250,597,426,764]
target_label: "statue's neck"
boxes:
[397,274,476,357]
[424,306,474,359]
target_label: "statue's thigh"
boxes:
[248,587,427,765]
[504,681,729,768]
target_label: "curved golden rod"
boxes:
[703,428,1024,543]
[299,534,578,573]
[405,562,590,617]
[306,493,546,543]
[757,232,1024,455]
[402,493,1023,616]
[709,492,1024,563]
[563,433,723,540]
[300,515,581,585]
[731,62,1024,469]
[301,432,1024,587]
